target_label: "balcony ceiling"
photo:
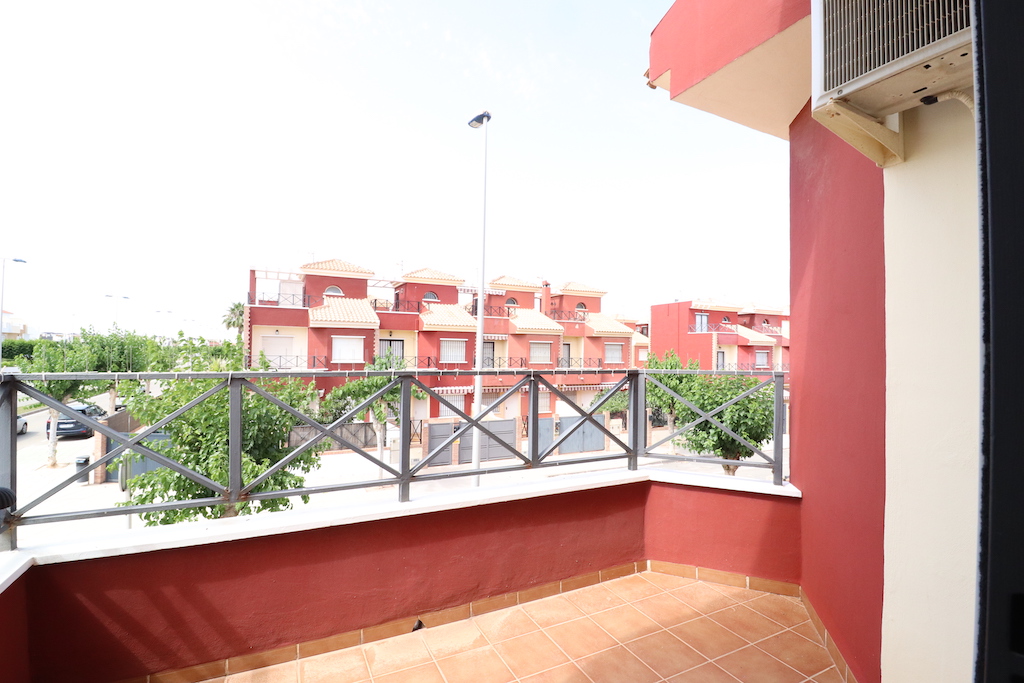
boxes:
[649,0,811,139]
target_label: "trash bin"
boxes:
[75,456,90,483]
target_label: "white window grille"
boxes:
[439,339,466,363]
[755,350,770,368]
[605,343,624,364]
[529,342,552,363]
[538,392,551,412]
[332,336,364,363]
[439,394,464,417]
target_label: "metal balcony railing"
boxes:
[556,357,604,368]
[466,304,512,317]
[247,292,322,308]
[716,362,790,372]
[0,367,787,550]
[689,323,737,333]
[482,357,528,368]
[245,355,329,370]
[372,356,438,369]
[752,325,783,335]
[371,299,424,313]
[549,310,589,322]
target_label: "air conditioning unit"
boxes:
[811,0,973,166]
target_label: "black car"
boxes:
[46,402,108,438]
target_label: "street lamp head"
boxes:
[468,111,491,128]
[12,259,25,264]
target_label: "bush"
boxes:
[2,338,39,360]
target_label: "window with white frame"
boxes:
[324,285,343,296]
[529,341,552,363]
[438,394,464,417]
[694,312,709,332]
[605,343,624,364]
[755,349,770,368]
[538,392,551,412]
[439,339,466,363]
[638,348,649,362]
[332,336,364,363]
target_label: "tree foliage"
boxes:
[222,302,244,336]
[25,338,94,467]
[118,337,322,525]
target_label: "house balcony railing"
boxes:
[548,309,589,322]
[371,299,424,313]
[245,355,329,370]
[716,362,790,372]
[557,357,605,368]
[0,367,787,551]
[483,357,528,368]
[465,303,512,317]
[689,323,737,333]
[372,356,439,369]
[752,325,783,335]
[247,292,323,308]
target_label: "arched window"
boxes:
[763,318,770,326]
[324,286,343,296]
[423,291,439,301]
[575,302,587,310]
[506,297,518,306]
[721,316,730,323]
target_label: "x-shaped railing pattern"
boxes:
[0,369,786,549]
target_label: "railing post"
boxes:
[226,375,243,516]
[0,376,17,550]
[772,371,786,486]
[398,375,412,502]
[528,375,540,466]
[627,370,646,471]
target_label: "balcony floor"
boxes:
[198,572,840,683]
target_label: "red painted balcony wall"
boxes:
[789,102,885,683]
[0,576,30,683]
[248,306,308,328]
[304,274,369,300]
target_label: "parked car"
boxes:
[16,415,28,435]
[45,402,108,438]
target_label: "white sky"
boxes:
[0,0,790,341]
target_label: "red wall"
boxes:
[248,306,308,328]
[508,333,560,367]
[789,102,885,683]
[304,274,368,300]
[0,575,31,683]
[645,483,801,582]
[307,328,375,369]
[24,485,647,682]
[396,282,459,305]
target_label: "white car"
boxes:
[16,415,28,435]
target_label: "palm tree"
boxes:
[223,302,244,337]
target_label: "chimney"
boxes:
[541,281,551,315]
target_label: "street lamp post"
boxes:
[468,111,491,482]
[105,295,129,330]
[0,258,27,342]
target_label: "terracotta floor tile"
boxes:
[562,584,626,614]
[576,645,660,683]
[755,630,835,678]
[475,607,540,643]
[665,661,742,683]
[436,647,514,683]
[671,583,738,615]
[521,596,585,628]
[633,592,703,627]
[603,574,663,601]
[298,647,368,683]
[812,666,846,683]
[715,645,806,683]
[791,620,825,644]
[642,571,697,591]
[744,593,812,627]
[669,617,748,659]
[419,619,488,659]
[224,661,297,683]
[362,632,432,677]
[493,630,570,678]
[519,662,592,683]
[373,662,445,683]
[708,604,788,643]
[544,617,618,659]
[623,630,708,678]
[589,604,662,643]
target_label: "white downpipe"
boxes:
[471,116,489,486]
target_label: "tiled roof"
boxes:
[632,330,650,345]
[403,268,464,285]
[490,275,542,292]
[586,312,635,337]
[510,307,562,334]
[420,303,477,331]
[309,297,380,328]
[300,259,375,276]
[559,282,607,296]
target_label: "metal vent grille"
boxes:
[823,0,970,91]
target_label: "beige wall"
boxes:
[251,326,308,358]
[882,99,980,682]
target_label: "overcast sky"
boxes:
[0,0,789,341]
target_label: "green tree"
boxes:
[25,338,93,467]
[82,326,151,410]
[118,337,322,525]
[222,302,244,337]
[645,350,699,432]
